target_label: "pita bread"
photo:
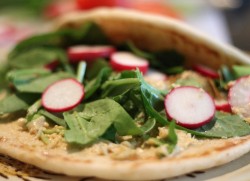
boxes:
[56,8,249,69]
[0,8,250,181]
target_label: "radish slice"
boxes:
[164,86,215,129]
[193,64,219,79]
[110,52,149,74]
[44,60,59,70]
[67,45,115,63]
[228,76,250,119]
[144,69,167,81]
[215,99,231,113]
[42,78,84,112]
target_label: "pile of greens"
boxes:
[0,22,250,151]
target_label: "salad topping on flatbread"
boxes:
[0,8,250,181]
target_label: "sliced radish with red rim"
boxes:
[110,52,149,74]
[67,45,115,63]
[164,86,215,129]
[215,99,231,113]
[193,64,219,79]
[228,75,250,118]
[42,78,84,112]
[144,69,167,81]
[44,60,59,70]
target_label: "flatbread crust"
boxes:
[0,8,250,180]
[0,119,250,180]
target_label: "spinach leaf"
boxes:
[86,59,110,80]
[0,93,39,115]
[9,22,110,58]
[7,68,51,86]
[136,70,165,111]
[64,99,142,145]
[64,111,108,145]
[126,41,184,74]
[15,72,74,93]
[84,67,112,99]
[9,48,60,69]
[126,41,155,60]
[9,47,74,74]
[0,62,10,90]
[101,78,140,98]
[196,112,250,138]
[101,125,117,142]
[55,49,75,74]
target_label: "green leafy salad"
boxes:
[1,22,250,155]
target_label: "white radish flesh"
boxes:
[42,78,84,112]
[228,76,250,119]
[164,86,215,129]
[67,45,115,63]
[110,52,149,74]
[144,69,167,81]
[193,64,219,79]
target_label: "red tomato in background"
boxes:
[130,1,182,20]
[44,1,78,18]
[44,0,182,20]
[76,0,128,10]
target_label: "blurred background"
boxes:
[0,0,249,56]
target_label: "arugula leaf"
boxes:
[166,121,178,153]
[196,112,250,138]
[39,109,66,127]
[145,122,177,154]
[15,72,74,93]
[26,99,42,122]
[64,99,143,145]
[232,65,250,78]
[140,118,156,133]
[220,65,235,82]
[0,93,39,115]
